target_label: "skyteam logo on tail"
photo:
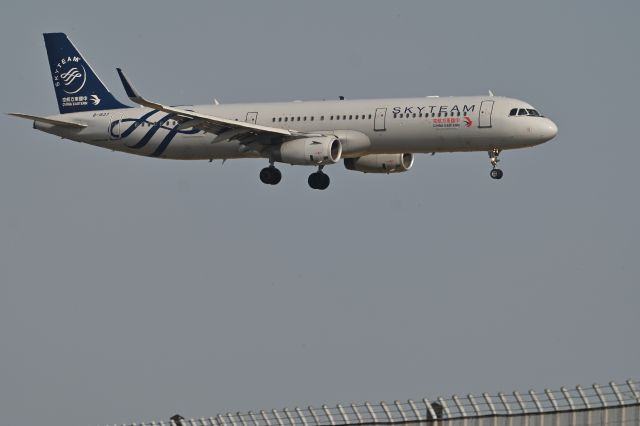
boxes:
[52,56,87,94]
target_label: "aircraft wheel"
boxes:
[269,167,282,185]
[308,172,330,190]
[317,173,330,190]
[260,166,281,185]
[308,172,320,189]
[490,168,503,180]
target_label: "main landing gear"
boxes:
[489,148,504,180]
[259,162,331,190]
[259,164,281,185]
[308,166,330,190]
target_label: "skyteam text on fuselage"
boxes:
[9,33,558,190]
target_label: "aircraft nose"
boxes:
[540,119,558,142]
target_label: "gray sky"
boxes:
[1,1,639,426]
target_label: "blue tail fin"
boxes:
[44,33,129,114]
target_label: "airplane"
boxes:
[9,33,558,190]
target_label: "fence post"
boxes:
[337,404,350,424]
[294,408,308,426]
[364,402,377,423]
[394,401,408,422]
[498,393,512,415]
[544,389,559,411]
[226,414,237,426]
[575,386,590,409]
[529,391,543,413]
[380,402,394,422]
[308,407,320,425]
[408,400,423,421]
[423,399,438,420]
[468,395,482,416]
[248,412,260,426]
[452,395,467,417]
[283,408,296,426]
[272,410,284,426]
[437,397,451,419]
[259,410,271,426]
[322,405,336,426]
[513,391,527,414]
[483,393,497,415]
[350,404,363,423]
[627,380,640,403]
[560,387,575,410]
[610,382,625,406]
[593,384,608,408]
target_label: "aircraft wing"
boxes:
[116,68,293,143]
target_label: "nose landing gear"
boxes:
[308,166,330,190]
[489,148,503,180]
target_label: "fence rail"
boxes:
[111,379,640,426]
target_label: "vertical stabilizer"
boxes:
[43,33,129,114]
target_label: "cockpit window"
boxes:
[510,107,543,117]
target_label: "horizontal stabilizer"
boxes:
[7,113,87,128]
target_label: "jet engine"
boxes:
[271,137,342,166]
[344,153,414,173]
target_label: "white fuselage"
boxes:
[35,95,557,161]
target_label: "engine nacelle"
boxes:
[271,137,342,166]
[344,153,414,173]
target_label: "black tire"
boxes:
[318,173,330,190]
[270,168,282,185]
[308,172,320,189]
[259,167,273,184]
[490,168,503,180]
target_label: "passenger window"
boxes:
[343,115,347,120]
[278,117,282,122]
[272,118,275,122]
[413,113,416,118]
[303,116,307,121]
[354,115,358,120]
[437,113,441,117]
[310,116,314,121]
[510,108,517,116]
[284,117,288,122]
[336,116,340,120]
[349,115,352,120]
[393,114,397,118]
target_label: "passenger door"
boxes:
[478,101,494,128]
[374,107,387,131]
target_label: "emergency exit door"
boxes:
[246,112,258,124]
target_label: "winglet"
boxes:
[116,68,141,101]
[116,68,162,110]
